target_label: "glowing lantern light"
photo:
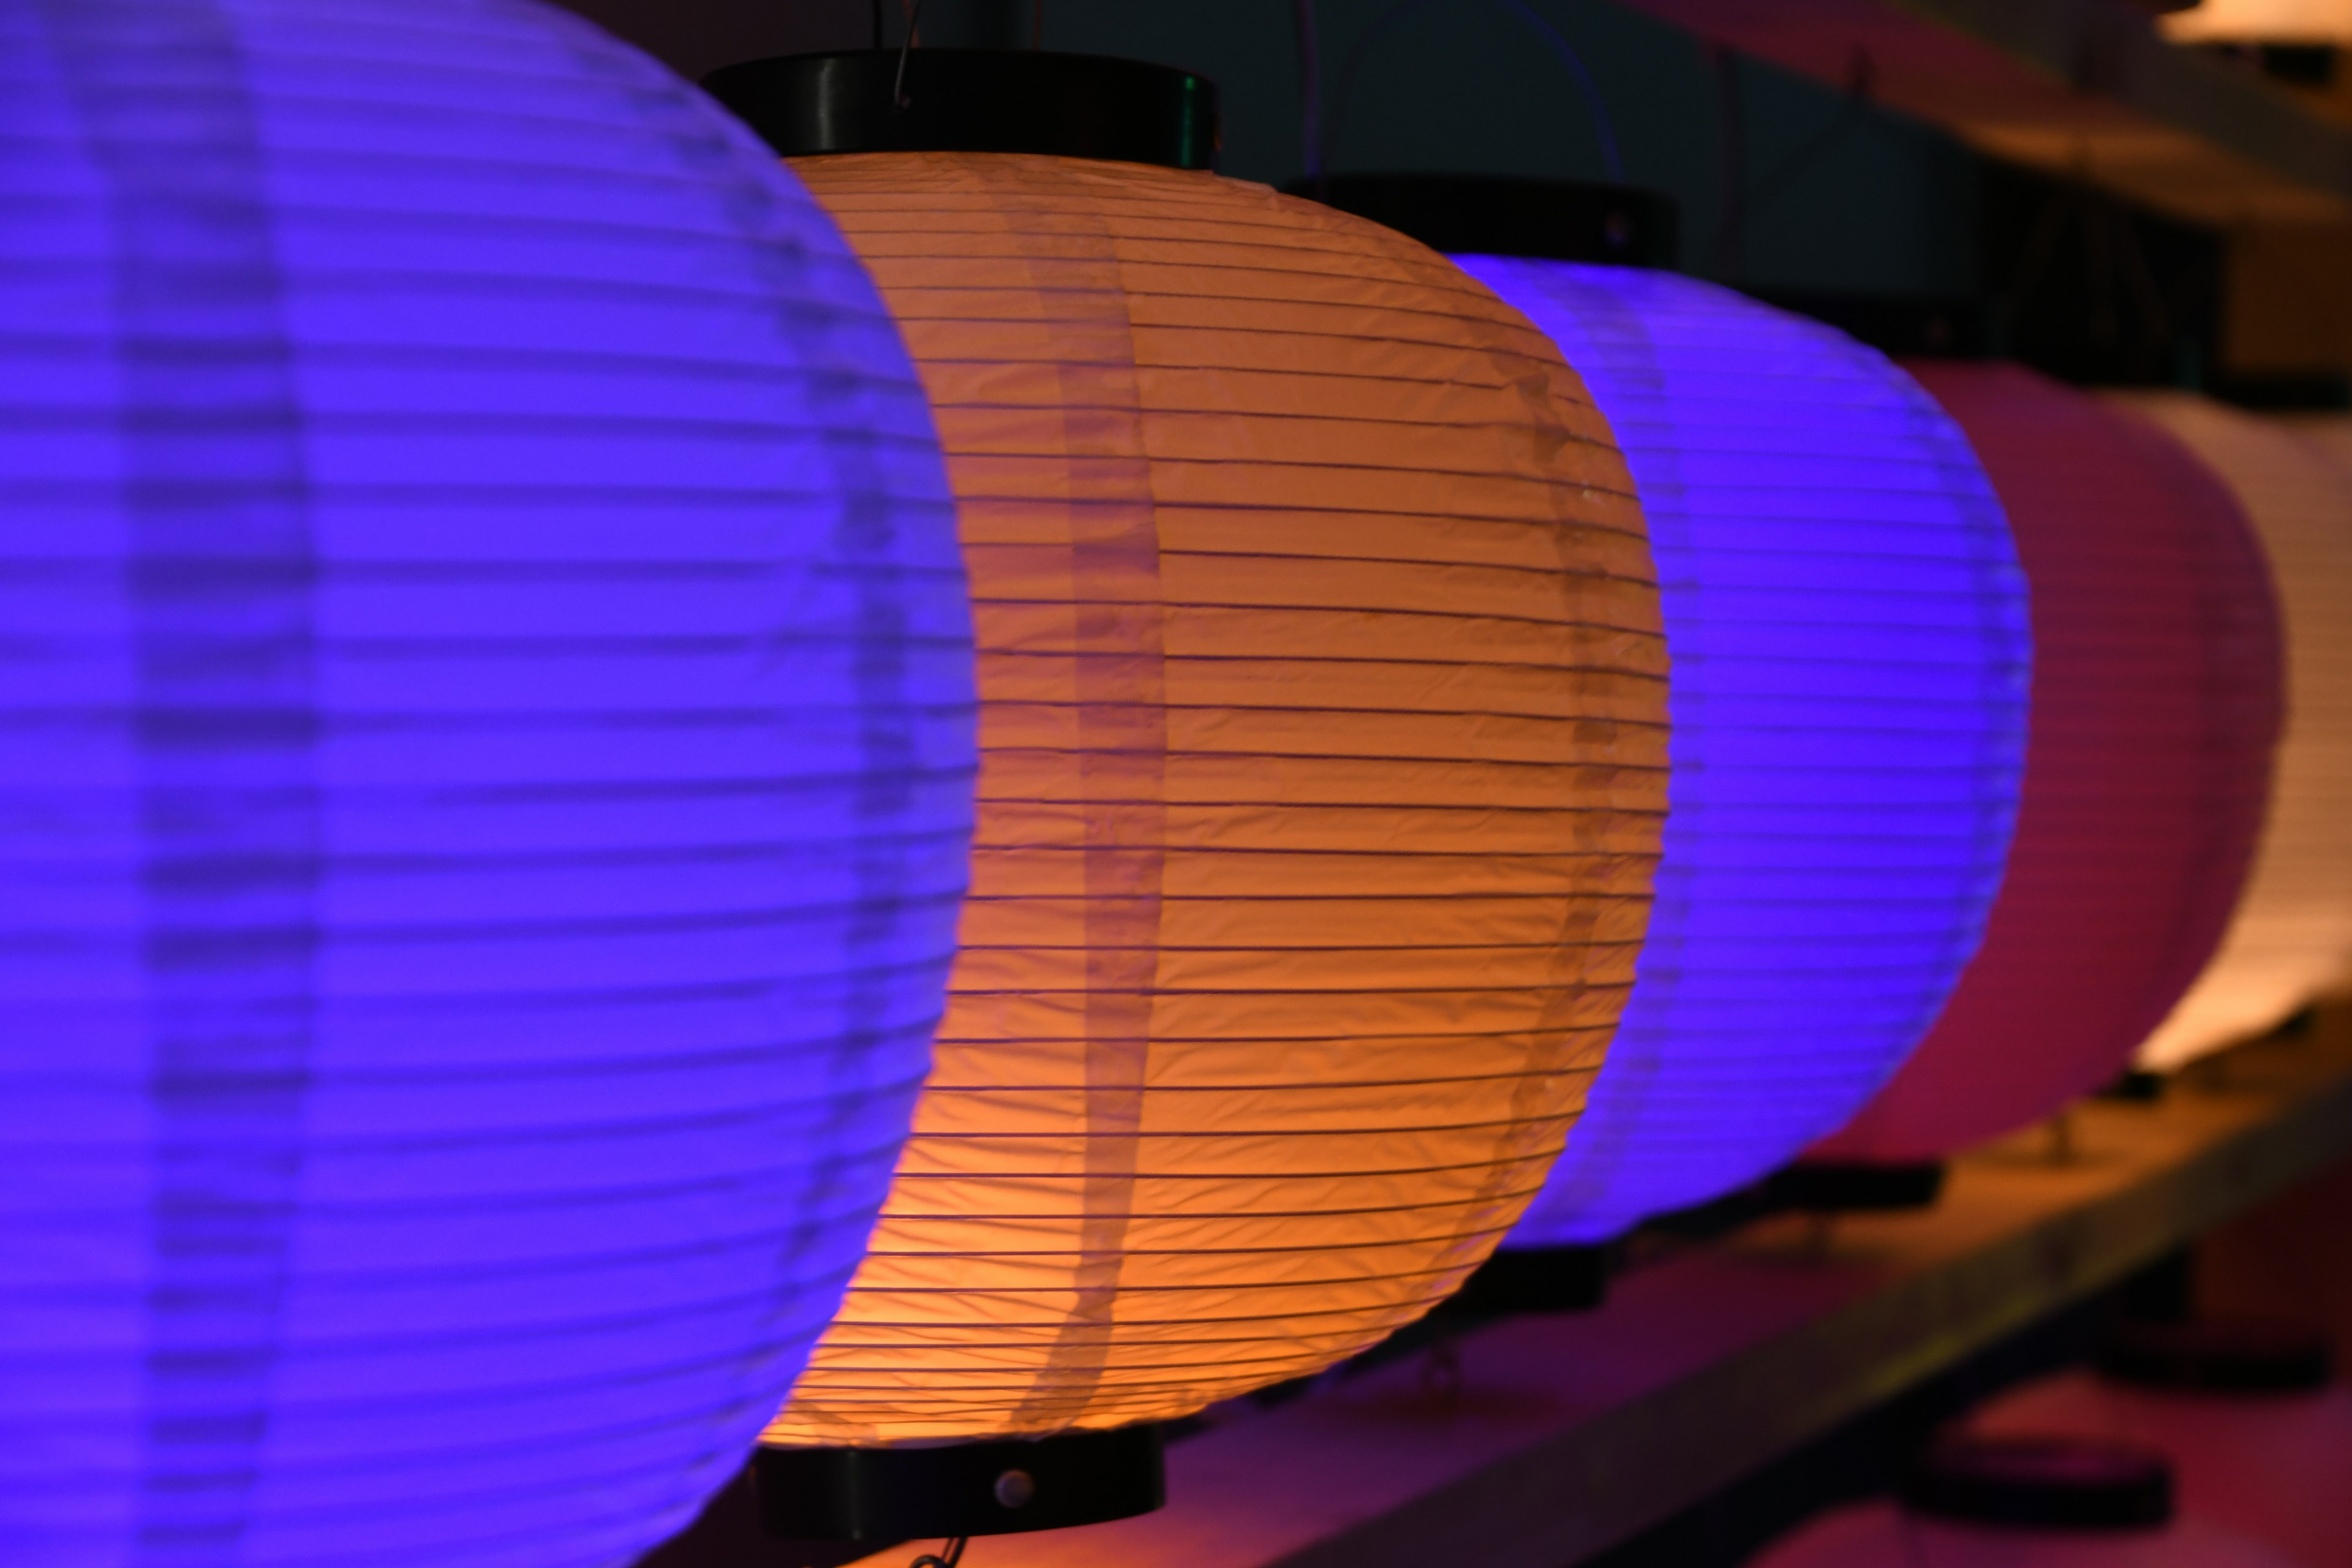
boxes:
[2107,396,2352,1069]
[724,135,1670,1460]
[1447,257,2030,1246]
[2163,0,2352,44]
[1814,364,2282,1162]
[1,3,974,1563]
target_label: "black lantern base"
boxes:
[701,49,1218,169]
[1447,1242,1615,1313]
[753,1425,1166,1542]
[1903,1434,2174,1531]
[2098,1315,2332,1394]
[1771,1159,1947,1213]
[2095,1068,2168,1103]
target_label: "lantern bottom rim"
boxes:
[1449,1241,1616,1313]
[1774,1159,1948,1213]
[753,1423,1166,1542]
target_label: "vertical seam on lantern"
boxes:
[985,158,1169,1436]
[725,132,973,1468]
[46,1,323,1557]
[1430,251,1664,1286]
[1492,262,1681,1234]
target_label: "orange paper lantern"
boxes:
[763,151,1669,1445]
[2110,396,2352,1069]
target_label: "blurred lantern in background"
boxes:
[1812,364,2282,1163]
[1751,1436,2310,1568]
[2106,397,2352,1070]
[698,51,1669,1513]
[1,2,973,1563]
[1969,1319,2352,1568]
[1447,258,2029,1248]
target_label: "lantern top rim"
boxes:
[701,48,1220,170]
[1297,170,1679,270]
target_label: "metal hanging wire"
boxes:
[909,1538,968,1568]
[893,0,926,109]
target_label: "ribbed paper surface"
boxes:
[2118,397,2352,1069]
[1820,366,2281,1159]
[1453,260,2030,1245]
[0,2,972,1561]
[771,153,1668,1443]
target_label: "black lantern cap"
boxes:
[753,1425,1166,1542]
[1902,1434,2174,1532]
[1296,172,1677,268]
[701,50,1218,169]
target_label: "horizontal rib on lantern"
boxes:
[1447,258,2031,1245]
[2113,396,2352,1069]
[1815,364,2282,1162]
[766,152,1670,1445]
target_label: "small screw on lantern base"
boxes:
[753,1425,1167,1542]
[1771,1160,1948,1213]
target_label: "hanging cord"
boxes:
[1325,0,1625,184]
[1294,0,1324,192]
[870,0,884,50]
[1033,0,1044,49]
[910,1539,968,1568]
[892,0,926,110]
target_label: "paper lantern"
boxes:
[2,4,973,1564]
[759,150,1669,1446]
[2162,0,2352,43]
[1753,1501,2307,1568]
[1969,1322,2352,1568]
[2106,396,2352,1069]
[1756,1434,2305,1568]
[1814,364,2282,1162]
[1447,258,2029,1245]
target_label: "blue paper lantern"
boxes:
[1,2,973,1563]
[1453,258,2029,1245]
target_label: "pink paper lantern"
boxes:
[1816,364,2281,1161]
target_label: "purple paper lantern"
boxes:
[1453,257,2030,1245]
[1,1,973,1562]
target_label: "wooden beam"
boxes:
[1615,0,2352,225]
